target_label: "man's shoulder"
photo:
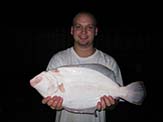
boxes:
[47,47,72,69]
[97,49,115,60]
[53,47,72,57]
[96,49,119,67]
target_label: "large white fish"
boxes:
[30,64,146,113]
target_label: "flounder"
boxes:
[30,64,146,113]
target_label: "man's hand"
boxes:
[96,95,117,111]
[42,96,63,110]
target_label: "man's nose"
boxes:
[81,27,87,34]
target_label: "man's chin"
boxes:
[79,39,89,44]
[78,43,92,48]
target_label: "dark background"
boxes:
[1,1,162,122]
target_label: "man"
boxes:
[42,11,123,122]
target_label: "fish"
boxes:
[30,63,146,114]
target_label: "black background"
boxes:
[1,1,162,122]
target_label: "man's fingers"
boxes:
[107,96,115,105]
[103,96,111,107]
[48,96,59,107]
[96,95,116,111]
[104,95,115,106]
[56,97,63,110]
[42,96,63,110]
[100,97,106,110]
[96,101,101,110]
[42,96,51,104]
[49,96,63,110]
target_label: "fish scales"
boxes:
[30,64,146,113]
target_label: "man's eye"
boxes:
[88,26,94,29]
[74,26,81,29]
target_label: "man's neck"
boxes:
[73,45,96,57]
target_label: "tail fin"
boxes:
[120,81,146,105]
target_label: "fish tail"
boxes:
[120,81,146,105]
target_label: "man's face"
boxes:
[71,14,98,48]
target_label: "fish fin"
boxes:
[120,81,146,105]
[64,106,96,114]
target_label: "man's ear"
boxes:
[70,26,73,35]
[95,27,98,36]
